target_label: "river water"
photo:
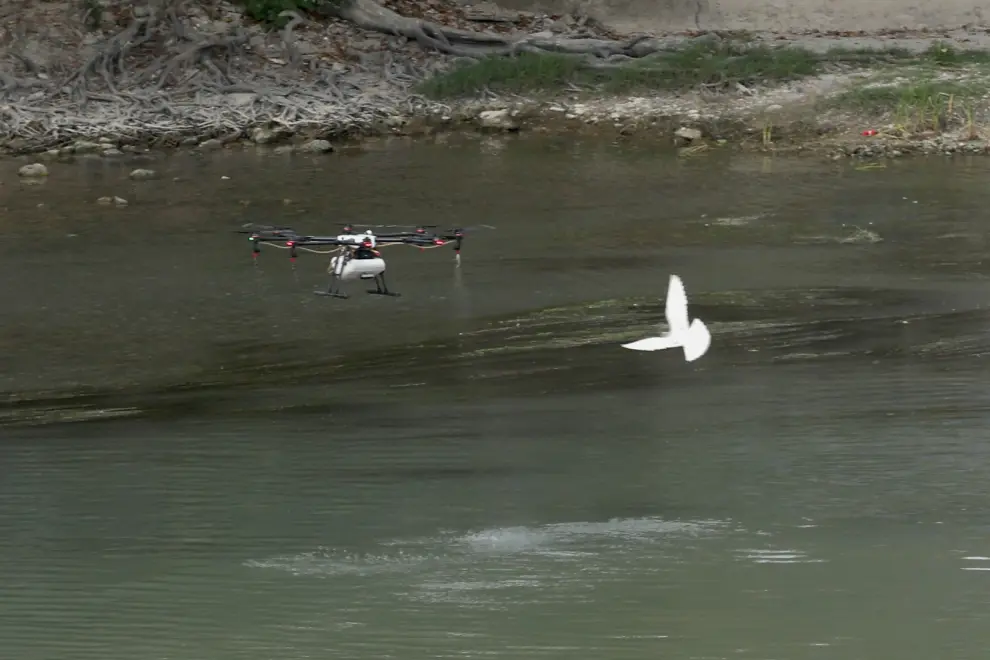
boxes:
[2,137,990,659]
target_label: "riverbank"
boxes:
[5,0,990,164]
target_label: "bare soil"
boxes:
[4,0,990,162]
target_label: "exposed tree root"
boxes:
[0,0,686,154]
[0,91,413,153]
[317,0,664,63]
[0,0,435,152]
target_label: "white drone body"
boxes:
[329,231,386,282]
[622,274,711,362]
[329,255,385,281]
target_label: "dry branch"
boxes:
[0,0,430,151]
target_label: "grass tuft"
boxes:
[417,37,990,101]
[826,79,985,134]
[828,80,979,112]
[417,41,821,99]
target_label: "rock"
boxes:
[251,126,289,144]
[674,126,702,141]
[273,145,295,154]
[198,139,223,150]
[97,196,128,206]
[72,140,103,154]
[251,127,279,144]
[298,139,333,154]
[129,168,156,180]
[478,109,519,131]
[102,148,123,157]
[18,163,48,177]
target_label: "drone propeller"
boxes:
[343,224,441,239]
[240,221,492,268]
[340,223,438,231]
[236,222,296,234]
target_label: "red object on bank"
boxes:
[861,129,877,136]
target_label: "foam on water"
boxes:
[248,517,727,575]
[243,547,439,577]
[961,556,990,571]
[459,517,724,556]
[245,517,830,609]
[735,548,826,565]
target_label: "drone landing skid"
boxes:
[314,290,349,299]
[367,289,401,297]
[367,273,400,298]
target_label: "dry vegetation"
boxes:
[4,0,990,156]
[0,0,701,151]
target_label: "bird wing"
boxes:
[681,318,711,362]
[621,335,680,351]
[664,274,690,336]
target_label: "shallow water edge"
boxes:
[6,91,990,169]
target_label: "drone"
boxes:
[238,222,475,299]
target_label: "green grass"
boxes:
[819,41,990,67]
[417,41,821,99]
[416,39,990,100]
[828,80,982,112]
[826,78,986,135]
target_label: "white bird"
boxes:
[621,274,711,362]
